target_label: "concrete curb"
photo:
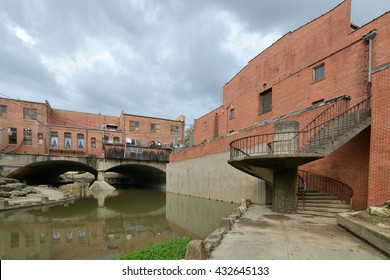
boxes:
[337,212,390,256]
[185,199,251,260]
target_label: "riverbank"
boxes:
[0,186,76,211]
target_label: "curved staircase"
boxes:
[297,189,351,217]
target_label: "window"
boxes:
[151,123,160,133]
[203,121,207,131]
[0,105,7,118]
[51,132,58,147]
[260,88,272,114]
[313,64,325,81]
[23,128,32,145]
[130,121,140,132]
[23,108,37,120]
[229,108,235,119]
[91,137,96,148]
[9,128,17,144]
[171,125,179,135]
[64,132,72,148]
[38,133,43,144]
[77,134,84,149]
[113,137,120,144]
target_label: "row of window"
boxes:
[130,121,180,135]
[50,132,87,149]
[0,106,38,120]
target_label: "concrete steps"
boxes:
[297,189,351,218]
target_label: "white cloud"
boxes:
[7,25,37,46]
[217,11,281,65]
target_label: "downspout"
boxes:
[363,30,377,95]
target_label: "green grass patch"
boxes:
[116,237,191,260]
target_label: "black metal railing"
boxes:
[298,170,353,208]
[105,146,170,162]
[230,96,371,160]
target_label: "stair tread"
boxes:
[297,206,351,213]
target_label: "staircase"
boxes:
[297,189,351,217]
[229,95,370,214]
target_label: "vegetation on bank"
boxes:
[116,237,191,260]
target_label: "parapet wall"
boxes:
[167,151,268,204]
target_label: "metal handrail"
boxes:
[230,96,371,159]
[298,170,353,208]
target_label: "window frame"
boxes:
[229,108,235,119]
[0,105,7,118]
[9,128,17,145]
[313,63,325,82]
[77,133,85,149]
[23,108,37,121]
[64,132,72,149]
[259,88,272,114]
[23,128,32,146]
[130,120,140,132]
[151,123,160,133]
[51,131,58,147]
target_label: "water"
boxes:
[0,184,237,260]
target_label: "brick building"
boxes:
[0,97,185,158]
[169,0,390,210]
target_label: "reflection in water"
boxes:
[0,183,236,260]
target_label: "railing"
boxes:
[298,170,353,208]
[105,146,170,162]
[299,96,370,152]
[230,96,371,160]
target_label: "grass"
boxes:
[116,237,191,260]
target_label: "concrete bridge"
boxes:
[0,148,168,187]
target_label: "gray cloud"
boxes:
[0,0,388,124]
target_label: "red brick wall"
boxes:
[301,128,371,210]
[368,67,390,206]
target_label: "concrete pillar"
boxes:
[89,171,115,191]
[272,167,298,214]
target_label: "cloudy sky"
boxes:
[1,0,389,125]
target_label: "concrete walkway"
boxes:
[210,204,389,260]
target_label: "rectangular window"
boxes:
[260,88,272,114]
[313,64,325,81]
[64,132,72,148]
[203,121,207,131]
[9,128,17,144]
[151,123,160,133]
[171,125,179,135]
[113,136,120,144]
[51,132,58,147]
[23,108,37,120]
[0,105,7,118]
[37,133,43,144]
[24,128,32,146]
[130,121,140,132]
[91,137,96,148]
[77,134,84,149]
[229,108,235,119]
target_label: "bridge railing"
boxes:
[105,145,170,162]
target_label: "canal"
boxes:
[0,183,237,260]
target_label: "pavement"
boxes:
[210,204,389,260]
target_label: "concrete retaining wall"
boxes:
[167,151,268,204]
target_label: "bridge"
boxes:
[0,146,170,187]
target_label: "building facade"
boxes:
[0,98,185,159]
[169,0,390,210]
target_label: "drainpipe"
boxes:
[363,30,377,94]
